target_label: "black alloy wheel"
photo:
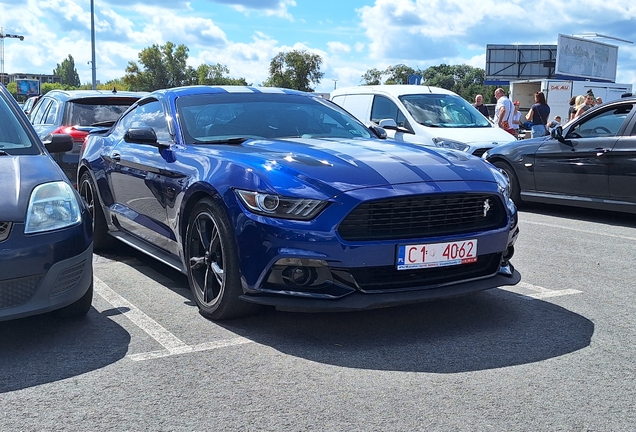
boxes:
[493,160,521,205]
[185,198,259,320]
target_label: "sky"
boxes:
[2,0,636,94]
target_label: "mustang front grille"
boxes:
[338,193,506,241]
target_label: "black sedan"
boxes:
[485,95,636,213]
[0,84,93,322]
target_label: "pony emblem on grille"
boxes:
[483,199,491,217]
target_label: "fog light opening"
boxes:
[282,266,317,287]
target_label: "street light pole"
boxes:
[90,0,97,89]
[0,28,25,85]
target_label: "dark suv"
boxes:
[28,89,145,184]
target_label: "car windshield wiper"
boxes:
[194,137,251,144]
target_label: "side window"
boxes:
[113,100,172,143]
[569,104,634,138]
[30,98,52,125]
[43,100,59,125]
[371,96,398,124]
[370,96,407,127]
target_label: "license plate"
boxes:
[397,239,478,270]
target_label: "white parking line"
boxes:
[94,276,252,362]
[499,281,582,300]
[523,220,636,242]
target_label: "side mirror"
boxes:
[551,125,565,142]
[378,118,398,130]
[124,127,158,145]
[368,124,388,139]
[43,134,73,153]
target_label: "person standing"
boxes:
[568,96,577,121]
[493,88,514,135]
[575,93,595,118]
[510,100,522,138]
[525,91,550,138]
[473,94,490,118]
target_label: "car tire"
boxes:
[79,171,116,251]
[52,282,93,319]
[493,160,521,205]
[185,198,261,320]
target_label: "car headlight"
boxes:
[432,137,470,153]
[25,182,82,234]
[487,164,510,200]
[234,189,329,220]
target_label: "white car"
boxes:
[331,85,515,157]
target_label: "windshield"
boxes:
[400,93,491,128]
[177,92,374,144]
[0,90,39,155]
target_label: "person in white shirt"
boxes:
[493,88,514,135]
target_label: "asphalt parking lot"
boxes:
[1,203,635,431]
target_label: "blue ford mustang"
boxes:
[78,86,520,320]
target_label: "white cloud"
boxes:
[327,41,351,54]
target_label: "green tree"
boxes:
[421,64,499,102]
[361,64,423,85]
[123,42,197,91]
[196,63,249,86]
[53,55,81,87]
[263,50,324,92]
[361,68,383,85]
[383,64,421,85]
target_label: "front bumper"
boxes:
[0,218,93,321]
[240,266,520,312]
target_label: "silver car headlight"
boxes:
[432,137,470,153]
[486,164,510,200]
[25,182,82,234]
[234,189,329,220]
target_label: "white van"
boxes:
[331,85,515,157]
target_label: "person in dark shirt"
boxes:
[525,91,550,138]
[473,94,490,118]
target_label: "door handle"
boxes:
[111,152,121,162]
[594,148,610,156]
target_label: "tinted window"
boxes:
[371,96,407,127]
[30,98,52,125]
[43,100,60,125]
[66,98,138,126]
[568,103,634,138]
[113,100,172,143]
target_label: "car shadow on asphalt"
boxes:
[217,290,594,373]
[518,202,636,228]
[96,244,595,375]
[0,307,131,393]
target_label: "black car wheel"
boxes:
[185,198,260,320]
[493,160,521,205]
[79,171,115,251]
